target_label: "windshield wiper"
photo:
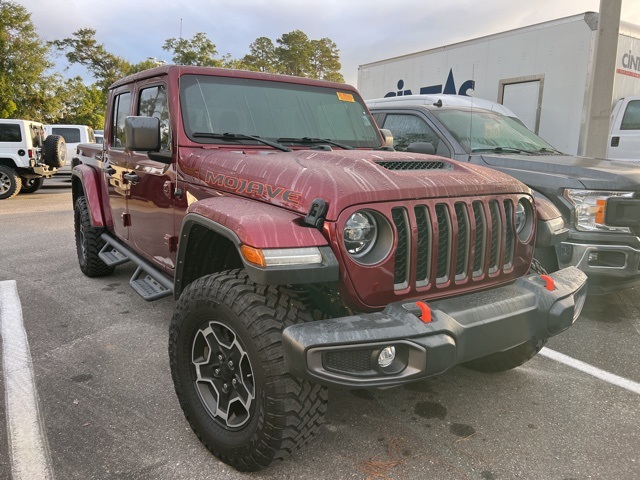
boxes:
[193,132,292,152]
[277,137,354,150]
[471,147,526,154]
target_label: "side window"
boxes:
[138,85,170,151]
[0,124,21,142]
[382,114,449,156]
[620,100,640,130]
[112,92,132,149]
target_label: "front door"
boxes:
[126,84,178,271]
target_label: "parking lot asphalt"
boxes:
[0,178,639,480]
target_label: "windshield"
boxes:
[432,108,559,154]
[179,75,380,148]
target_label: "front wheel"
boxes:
[463,339,547,373]
[169,270,328,472]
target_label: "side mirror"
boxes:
[125,116,160,151]
[407,142,436,155]
[379,128,394,148]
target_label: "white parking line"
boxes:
[540,347,640,395]
[0,280,54,480]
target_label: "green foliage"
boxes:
[162,33,222,67]
[49,28,132,91]
[309,38,344,82]
[0,0,55,118]
[275,30,313,76]
[243,37,277,73]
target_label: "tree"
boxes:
[309,38,344,82]
[275,30,313,77]
[0,0,55,118]
[243,37,277,73]
[49,28,132,91]
[162,32,222,67]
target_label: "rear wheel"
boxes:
[20,177,44,194]
[169,270,328,472]
[74,196,114,277]
[0,165,21,200]
[463,339,547,372]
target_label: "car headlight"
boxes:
[564,189,634,233]
[514,198,534,241]
[344,211,377,256]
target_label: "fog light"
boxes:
[377,346,396,368]
[588,252,598,264]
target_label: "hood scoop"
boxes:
[375,160,452,171]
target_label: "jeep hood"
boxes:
[478,153,640,192]
[182,149,530,220]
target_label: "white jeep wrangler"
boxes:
[0,119,66,199]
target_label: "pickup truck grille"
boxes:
[391,199,515,290]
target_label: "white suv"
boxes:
[44,124,95,174]
[0,119,66,199]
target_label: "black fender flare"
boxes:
[532,191,569,247]
[175,196,339,297]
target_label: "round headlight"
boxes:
[515,198,534,241]
[343,211,377,256]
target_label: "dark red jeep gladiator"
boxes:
[72,65,587,471]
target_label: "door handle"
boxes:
[123,172,140,184]
[103,166,116,175]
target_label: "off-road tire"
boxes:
[43,135,67,169]
[74,196,114,277]
[463,339,547,372]
[0,165,22,200]
[169,269,328,472]
[533,247,559,274]
[20,177,44,194]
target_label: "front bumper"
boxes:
[557,241,640,278]
[282,267,587,388]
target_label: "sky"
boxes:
[15,0,640,87]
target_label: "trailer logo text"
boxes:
[384,69,475,98]
[619,50,640,79]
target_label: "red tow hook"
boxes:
[416,301,432,323]
[540,274,555,291]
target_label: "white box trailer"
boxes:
[358,12,640,156]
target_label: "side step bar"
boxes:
[98,233,174,301]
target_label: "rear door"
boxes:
[104,90,133,240]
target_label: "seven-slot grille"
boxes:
[391,198,516,290]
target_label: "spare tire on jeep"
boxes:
[43,135,67,168]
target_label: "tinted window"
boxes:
[0,124,21,142]
[180,75,380,148]
[52,127,81,143]
[138,85,170,151]
[112,92,132,149]
[620,100,640,130]
[382,114,444,153]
